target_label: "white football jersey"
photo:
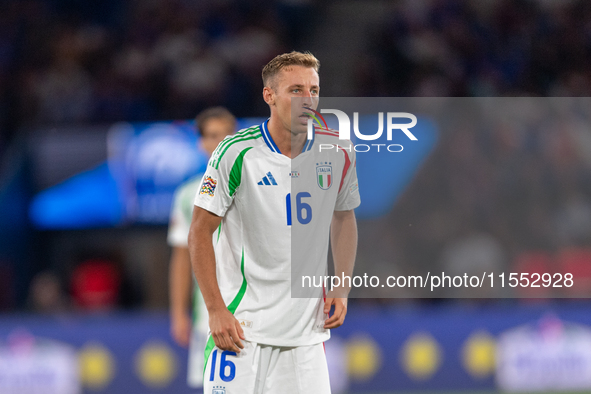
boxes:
[168,176,201,247]
[194,120,360,347]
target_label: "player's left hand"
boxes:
[323,297,348,329]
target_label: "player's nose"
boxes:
[301,91,313,107]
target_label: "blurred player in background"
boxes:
[168,107,236,389]
[189,51,359,393]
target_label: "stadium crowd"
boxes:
[0,0,315,148]
[3,0,591,144]
[1,0,591,306]
[357,0,591,97]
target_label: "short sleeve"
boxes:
[194,156,235,217]
[335,148,361,211]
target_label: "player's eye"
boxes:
[292,89,301,93]
[311,89,319,95]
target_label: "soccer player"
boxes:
[189,51,360,393]
[168,107,236,389]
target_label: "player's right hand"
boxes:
[209,308,245,353]
[171,312,192,347]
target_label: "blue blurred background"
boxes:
[2,0,591,393]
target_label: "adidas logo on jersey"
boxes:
[257,172,277,185]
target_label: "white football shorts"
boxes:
[203,340,331,394]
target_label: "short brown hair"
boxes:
[262,51,320,88]
[195,107,236,136]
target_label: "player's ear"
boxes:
[263,86,275,106]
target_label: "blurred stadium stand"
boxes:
[2,0,591,144]
[2,0,591,393]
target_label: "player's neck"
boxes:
[267,117,306,159]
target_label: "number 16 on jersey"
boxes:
[286,192,312,225]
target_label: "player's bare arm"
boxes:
[324,209,358,329]
[169,246,193,347]
[188,206,245,353]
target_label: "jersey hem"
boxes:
[242,332,330,347]
[334,201,361,211]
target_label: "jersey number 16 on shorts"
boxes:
[209,350,236,382]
